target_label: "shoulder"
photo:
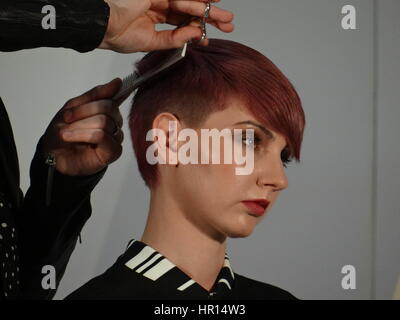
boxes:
[233,273,298,300]
[64,262,153,300]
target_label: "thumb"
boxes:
[66,78,122,109]
[152,26,203,50]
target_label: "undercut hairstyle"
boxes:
[129,39,306,188]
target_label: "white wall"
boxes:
[375,0,400,300]
[0,0,398,299]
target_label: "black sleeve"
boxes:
[0,0,110,52]
[15,137,107,299]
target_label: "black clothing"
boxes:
[0,0,110,53]
[0,99,107,300]
[0,0,111,299]
[66,239,297,300]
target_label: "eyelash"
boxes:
[281,149,292,168]
[242,133,292,168]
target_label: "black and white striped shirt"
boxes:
[66,239,297,300]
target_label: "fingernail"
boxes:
[64,110,72,122]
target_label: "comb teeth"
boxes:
[121,73,138,91]
[116,72,140,100]
[113,43,188,103]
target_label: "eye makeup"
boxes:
[232,121,293,168]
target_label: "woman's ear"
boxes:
[152,112,182,166]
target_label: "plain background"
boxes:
[0,0,398,299]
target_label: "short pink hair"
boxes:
[129,39,305,188]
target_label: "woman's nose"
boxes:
[256,157,289,192]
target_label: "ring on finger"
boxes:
[200,1,212,41]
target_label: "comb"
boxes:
[113,43,188,104]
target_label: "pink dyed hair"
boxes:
[129,39,305,188]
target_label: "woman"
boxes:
[66,39,305,300]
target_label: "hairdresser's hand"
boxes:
[99,0,234,53]
[41,78,124,176]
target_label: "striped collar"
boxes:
[122,239,235,298]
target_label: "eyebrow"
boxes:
[233,120,275,140]
[233,120,289,150]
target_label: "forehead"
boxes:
[203,97,255,124]
[200,97,287,143]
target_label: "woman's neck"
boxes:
[140,188,227,292]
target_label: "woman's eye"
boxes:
[242,134,260,149]
[282,158,292,168]
[281,148,293,168]
[242,137,254,147]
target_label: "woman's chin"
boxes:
[224,215,257,238]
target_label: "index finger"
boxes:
[65,78,122,110]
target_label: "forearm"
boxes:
[16,137,107,299]
[0,0,110,52]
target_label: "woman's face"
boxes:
[171,97,290,241]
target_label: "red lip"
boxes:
[242,199,270,216]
